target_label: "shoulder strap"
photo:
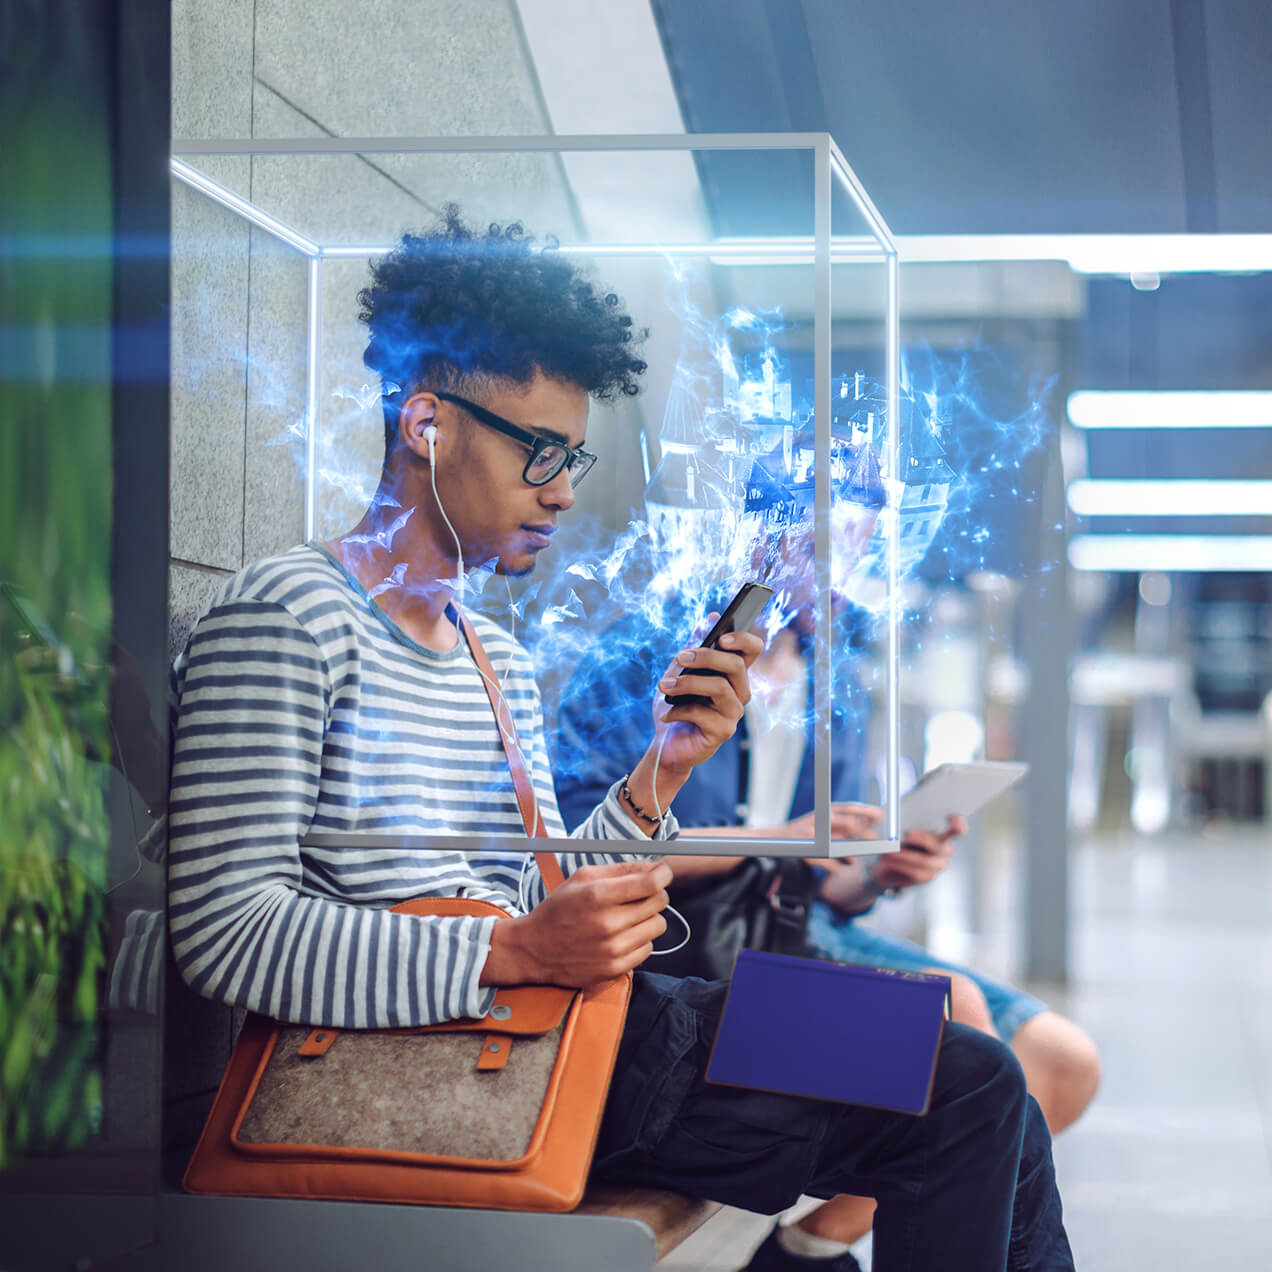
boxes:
[457,612,564,893]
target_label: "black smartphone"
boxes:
[664,580,774,708]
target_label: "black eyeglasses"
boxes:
[434,392,598,488]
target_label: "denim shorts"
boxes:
[806,899,1048,1043]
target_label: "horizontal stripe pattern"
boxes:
[168,544,672,1028]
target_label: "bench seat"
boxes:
[578,1185,723,1261]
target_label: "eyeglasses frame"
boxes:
[432,391,597,488]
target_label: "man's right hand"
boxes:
[481,859,672,989]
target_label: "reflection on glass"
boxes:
[1,519,111,1172]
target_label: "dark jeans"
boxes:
[594,972,1074,1272]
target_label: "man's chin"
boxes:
[494,554,539,579]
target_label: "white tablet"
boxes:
[898,761,1028,832]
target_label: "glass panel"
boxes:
[2,4,167,1244]
[0,240,116,1177]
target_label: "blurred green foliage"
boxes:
[0,96,114,1169]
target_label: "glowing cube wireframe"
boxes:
[170,134,903,859]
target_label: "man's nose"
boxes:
[540,468,576,512]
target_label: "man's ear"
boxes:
[398,391,440,461]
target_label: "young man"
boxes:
[168,208,1073,1271]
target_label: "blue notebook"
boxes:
[705,949,952,1115]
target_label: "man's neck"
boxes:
[328,480,462,652]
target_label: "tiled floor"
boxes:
[659,826,1272,1269]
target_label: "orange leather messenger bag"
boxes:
[182,615,633,1212]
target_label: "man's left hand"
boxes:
[620,623,764,833]
[651,626,764,774]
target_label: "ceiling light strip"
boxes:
[1067,391,1272,431]
[1067,479,1272,518]
[895,234,1272,274]
[1068,534,1272,572]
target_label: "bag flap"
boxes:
[419,984,575,1036]
[295,980,575,1057]
[298,895,576,1037]
[185,972,633,1202]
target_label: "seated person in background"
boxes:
[555,446,1097,1272]
[169,209,1073,1272]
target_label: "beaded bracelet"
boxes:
[619,773,665,827]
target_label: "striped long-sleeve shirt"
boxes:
[167,543,676,1029]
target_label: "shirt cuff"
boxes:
[461,915,501,1019]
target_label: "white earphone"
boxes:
[423,411,542,836]
[422,405,687,951]
[424,420,462,607]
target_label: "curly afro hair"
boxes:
[359,205,648,456]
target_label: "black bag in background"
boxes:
[654,856,815,982]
